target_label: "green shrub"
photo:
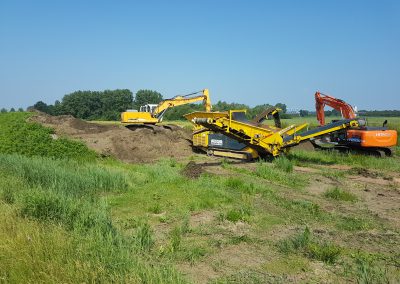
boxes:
[324,187,357,202]
[0,112,97,160]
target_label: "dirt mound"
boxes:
[29,112,193,163]
[181,161,204,178]
[350,167,393,180]
[292,141,315,151]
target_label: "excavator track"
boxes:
[125,124,180,133]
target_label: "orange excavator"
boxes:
[312,91,397,156]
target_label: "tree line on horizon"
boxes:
[2,89,399,120]
[28,89,291,121]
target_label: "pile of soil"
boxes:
[181,161,204,179]
[351,167,379,178]
[29,112,193,163]
[292,141,315,151]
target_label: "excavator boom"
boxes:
[121,89,211,125]
[153,89,211,120]
[315,91,356,126]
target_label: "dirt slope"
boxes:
[29,112,193,163]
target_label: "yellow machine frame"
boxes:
[185,110,360,158]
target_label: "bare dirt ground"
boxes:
[30,112,193,163]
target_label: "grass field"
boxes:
[1,112,399,283]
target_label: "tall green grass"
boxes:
[0,154,127,197]
[0,154,186,283]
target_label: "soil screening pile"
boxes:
[29,112,193,163]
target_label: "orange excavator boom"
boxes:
[315,91,356,125]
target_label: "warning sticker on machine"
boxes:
[210,139,223,146]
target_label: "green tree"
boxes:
[60,89,133,120]
[248,104,274,118]
[18,108,24,112]
[33,101,50,113]
[1,108,7,113]
[275,103,287,113]
[10,108,15,112]
[134,90,163,109]
[299,109,309,117]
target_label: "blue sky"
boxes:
[0,0,399,110]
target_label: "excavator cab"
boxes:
[139,104,158,114]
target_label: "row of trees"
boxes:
[1,108,25,113]
[28,88,400,121]
[32,89,166,120]
[298,109,400,117]
[31,89,289,121]
[33,89,134,120]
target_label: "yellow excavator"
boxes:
[121,89,211,126]
[185,109,364,159]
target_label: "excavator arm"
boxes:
[153,89,212,120]
[121,89,211,125]
[315,91,356,126]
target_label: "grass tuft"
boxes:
[278,227,341,264]
[273,156,294,173]
[324,187,357,202]
[135,222,154,252]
